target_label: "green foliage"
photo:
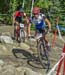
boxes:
[31,24,35,31]
[0,0,65,34]
[36,0,53,9]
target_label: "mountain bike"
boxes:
[28,29,51,73]
[37,29,51,72]
[14,23,25,43]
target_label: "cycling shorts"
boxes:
[36,28,46,34]
[15,16,22,23]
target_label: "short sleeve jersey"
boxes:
[30,13,46,29]
[15,11,24,17]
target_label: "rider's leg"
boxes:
[15,21,20,41]
[27,23,31,38]
[44,35,50,49]
[44,35,48,44]
[14,22,16,38]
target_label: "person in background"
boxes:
[13,7,26,41]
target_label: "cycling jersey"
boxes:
[15,11,24,23]
[15,11,23,17]
[30,13,46,29]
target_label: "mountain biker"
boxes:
[27,7,51,47]
[13,7,26,41]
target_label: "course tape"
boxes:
[47,44,65,75]
[56,25,65,43]
[47,56,64,75]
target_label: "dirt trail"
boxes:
[0,26,65,75]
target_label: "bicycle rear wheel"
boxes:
[37,41,50,72]
[20,29,25,42]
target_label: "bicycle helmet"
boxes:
[33,7,40,14]
[19,7,24,12]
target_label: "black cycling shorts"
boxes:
[36,28,46,33]
[15,16,22,23]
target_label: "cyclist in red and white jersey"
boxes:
[13,7,26,41]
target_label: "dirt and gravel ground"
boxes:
[0,25,65,75]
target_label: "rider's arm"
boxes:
[28,22,31,37]
[25,17,31,37]
[45,18,51,30]
[42,14,51,30]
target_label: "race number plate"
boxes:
[20,23,24,28]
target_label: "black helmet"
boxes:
[19,7,24,12]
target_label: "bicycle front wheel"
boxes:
[37,41,50,71]
[20,29,25,42]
